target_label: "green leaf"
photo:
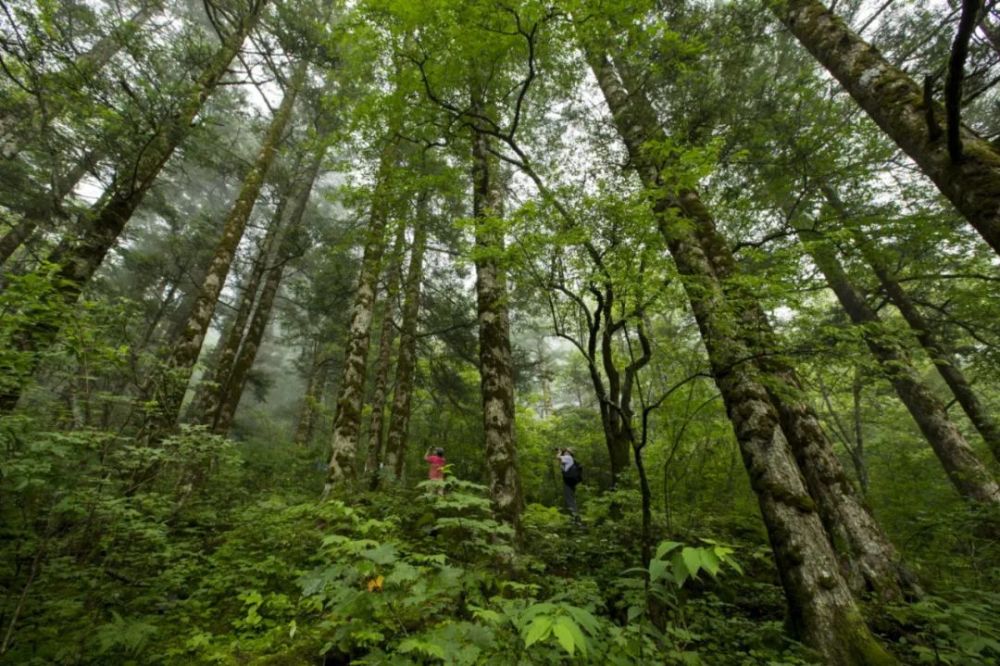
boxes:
[655,541,683,559]
[523,615,553,647]
[699,549,720,576]
[649,557,670,582]
[552,617,577,656]
[554,616,588,656]
[681,547,702,580]
[361,542,398,565]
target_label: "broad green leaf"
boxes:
[681,547,702,580]
[361,542,398,565]
[552,617,577,656]
[649,557,669,582]
[523,615,553,647]
[699,549,720,576]
[655,541,683,559]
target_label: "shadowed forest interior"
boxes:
[2,0,1000,663]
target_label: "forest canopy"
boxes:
[1,0,999,664]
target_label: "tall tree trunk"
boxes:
[470,98,524,538]
[211,144,325,434]
[295,342,329,446]
[612,52,913,600]
[211,237,284,434]
[772,0,1000,256]
[588,50,895,662]
[151,60,304,431]
[823,187,1000,465]
[383,207,429,484]
[850,368,869,495]
[192,196,286,426]
[323,138,398,490]
[363,222,407,478]
[799,228,1000,506]
[0,2,267,414]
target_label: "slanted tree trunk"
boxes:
[212,145,325,435]
[611,52,913,601]
[823,187,1000,465]
[150,61,304,431]
[772,0,1000,256]
[799,228,1000,506]
[0,219,41,271]
[383,206,429,484]
[0,2,267,414]
[324,138,398,490]
[470,96,524,536]
[363,222,407,478]
[977,6,1000,58]
[589,50,895,662]
[211,237,284,434]
[192,191,288,426]
[0,148,97,266]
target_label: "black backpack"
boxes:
[564,461,583,486]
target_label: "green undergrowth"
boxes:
[1,424,998,664]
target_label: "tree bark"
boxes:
[470,96,524,536]
[383,205,429,484]
[612,51,913,601]
[851,369,869,495]
[152,60,304,431]
[799,228,1000,506]
[294,342,329,446]
[211,235,284,434]
[363,222,407,480]
[212,144,325,435]
[324,138,398,489]
[589,50,895,663]
[0,2,267,414]
[772,0,1000,256]
[823,188,1000,465]
[192,187,288,426]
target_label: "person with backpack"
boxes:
[557,448,582,522]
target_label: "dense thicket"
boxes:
[1,1,999,664]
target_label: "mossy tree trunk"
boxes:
[191,180,290,427]
[772,0,1000,257]
[611,50,913,601]
[212,145,325,435]
[588,50,896,663]
[295,342,330,446]
[470,93,524,537]
[823,187,1000,466]
[152,60,305,431]
[799,228,1000,507]
[363,223,407,479]
[383,203,429,485]
[324,138,398,490]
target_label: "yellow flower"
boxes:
[366,575,384,592]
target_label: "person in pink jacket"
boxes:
[424,447,446,494]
